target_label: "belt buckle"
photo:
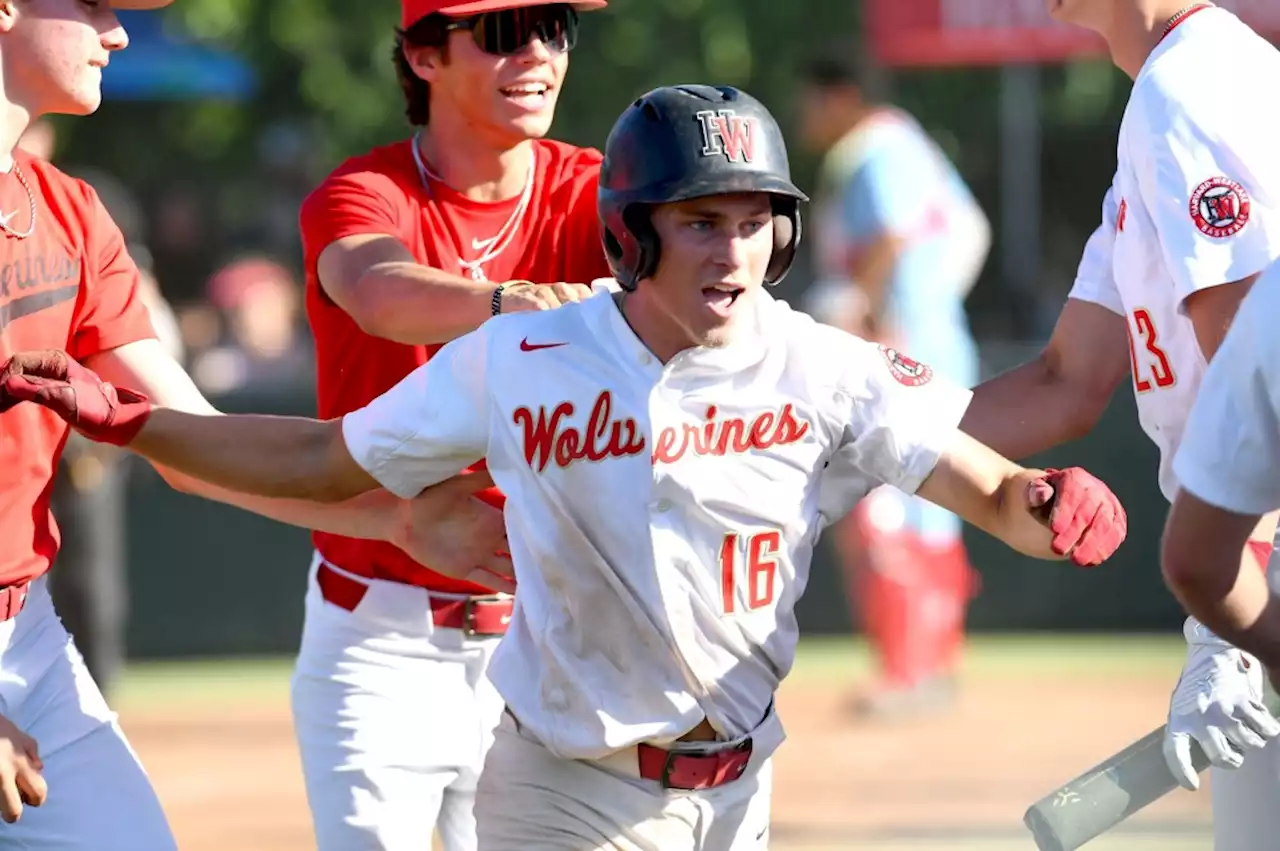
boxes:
[461,594,508,637]
[659,750,683,790]
[660,741,750,791]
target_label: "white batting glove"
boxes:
[1162,617,1280,791]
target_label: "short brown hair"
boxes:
[393,14,451,127]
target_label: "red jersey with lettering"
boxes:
[299,138,612,593]
[0,151,156,586]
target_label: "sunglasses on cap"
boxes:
[443,3,579,57]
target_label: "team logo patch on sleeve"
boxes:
[1190,177,1250,238]
[879,345,933,387]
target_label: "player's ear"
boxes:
[403,41,447,84]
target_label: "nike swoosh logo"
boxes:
[0,284,80,333]
[472,237,497,251]
[520,338,568,352]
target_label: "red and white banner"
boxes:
[866,0,1280,67]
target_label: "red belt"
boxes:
[0,583,28,622]
[504,708,753,791]
[316,561,513,637]
[636,740,753,790]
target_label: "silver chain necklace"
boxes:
[410,131,534,282]
[0,161,37,240]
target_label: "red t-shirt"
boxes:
[0,151,156,587]
[299,138,612,593]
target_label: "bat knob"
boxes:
[1023,805,1070,851]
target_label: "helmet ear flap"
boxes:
[627,204,660,281]
[602,204,660,292]
[765,197,801,285]
[621,205,660,291]
[602,224,629,282]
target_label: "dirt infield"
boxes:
[118,651,1212,851]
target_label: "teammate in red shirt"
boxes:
[0,0,512,843]
[0,0,178,844]
[291,2,610,848]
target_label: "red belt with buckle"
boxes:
[636,740,753,790]
[315,561,512,636]
[0,583,29,622]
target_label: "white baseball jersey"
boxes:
[1174,259,1280,514]
[1067,6,1280,502]
[341,283,972,760]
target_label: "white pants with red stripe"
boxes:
[0,575,175,849]
[290,553,506,851]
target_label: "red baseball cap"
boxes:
[109,0,175,8]
[401,0,607,31]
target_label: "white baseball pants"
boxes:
[1208,540,1280,850]
[0,576,175,849]
[290,553,505,851]
[476,710,779,851]
[1211,740,1280,850]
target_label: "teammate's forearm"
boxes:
[961,360,1103,460]
[131,409,358,502]
[157,465,399,540]
[1162,500,1280,666]
[354,262,499,345]
[1170,546,1280,668]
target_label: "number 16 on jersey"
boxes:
[719,531,781,614]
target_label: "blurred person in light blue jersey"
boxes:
[800,46,991,719]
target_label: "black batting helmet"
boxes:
[598,84,809,291]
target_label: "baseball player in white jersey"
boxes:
[961,3,1280,848]
[1163,256,1280,717]
[1,84,1130,851]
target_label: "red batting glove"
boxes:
[1030,467,1128,567]
[0,350,152,447]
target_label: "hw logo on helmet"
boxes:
[695,109,756,164]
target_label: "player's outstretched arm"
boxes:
[82,338,508,584]
[82,339,394,518]
[77,341,509,588]
[917,430,1126,565]
[0,348,378,503]
[831,331,1124,567]
[961,298,1130,461]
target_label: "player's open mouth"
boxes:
[500,83,551,110]
[702,285,744,316]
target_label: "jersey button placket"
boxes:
[648,394,677,517]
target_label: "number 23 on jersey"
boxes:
[1126,308,1176,393]
[719,531,781,614]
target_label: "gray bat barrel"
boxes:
[1022,724,1206,851]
